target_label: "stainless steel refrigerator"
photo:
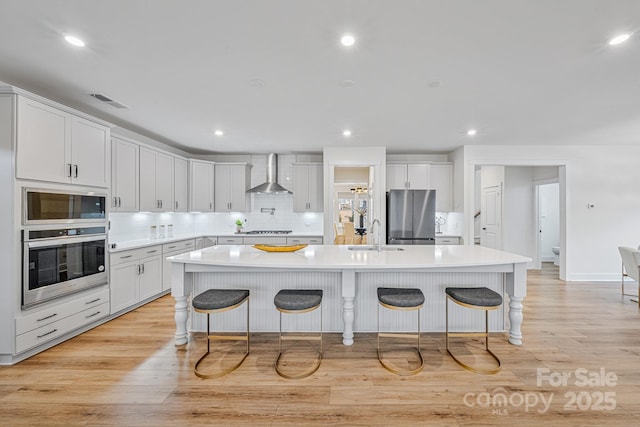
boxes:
[386,189,436,245]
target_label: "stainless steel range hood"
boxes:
[247,153,292,194]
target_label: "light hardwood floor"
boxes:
[1,263,639,426]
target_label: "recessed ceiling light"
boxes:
[214,130,224,136]
[343,129,352,137]
[341,34,355,47]
[64,35,85,47]
[467,129,477,136]
[608,33,631,45]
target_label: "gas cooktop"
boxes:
[244,230,292,235]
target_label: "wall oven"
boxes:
[22,226,107,308]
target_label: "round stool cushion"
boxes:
[445,287,502,307]
[377,287,425,308]
[274,289,323,311]
[192,289,250,311]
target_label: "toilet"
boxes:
[552,246,560,266]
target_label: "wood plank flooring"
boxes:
[1,263,639,425]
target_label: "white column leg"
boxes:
[174,295,189,345]
[508,295,523,346]
[341,269,356,346]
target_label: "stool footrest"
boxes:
[446,332,488,338]
[379,332,420,339]
[446,347,501,375]
[207,334,249,341]
[275,351,322,380]
[194,349,249,379]
[281,335,322,341]
[377,348,424,376]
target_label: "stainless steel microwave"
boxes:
[23,188,107,225]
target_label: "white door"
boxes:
[386,164,408,190]
[111,138,139,212]
[481,185,502,250]
[70,116,109,187]
[156,152,174,211]
[189,161,214,211]
[173,157,188,212]
[139,147,158,211]
[407,164,429,189]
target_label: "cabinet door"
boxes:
[139,147,158,211]
[214,164,231,212]
[430,164,452,211]
[70,116,109,187]
[189,161,214,211]
[156,152,174,211]
[386,164,407,190]
[174,157,188,212]
[407,164,430,189]
[229,164,249,211]
[110,262,139,313]
[16,97,70,183]
[292,165,310,212]
[111,138,139,212]
[307,164,323,212]
[139,255,162,300]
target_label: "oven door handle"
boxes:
[26,234,106,248]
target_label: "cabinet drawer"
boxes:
[286,237,323,245]
[242,236,287,245]
[16,287,109,335]
[435,237,460,245]
[16,301,109,354]
[217,236,243,245]
[110,245,162,265]
[162,239,195,253]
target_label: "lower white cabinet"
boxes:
[195,236,217,249]
[15,287,109,354]
[217,236,244,245]
[286,236,323,244]
[162,239,196,291]
[242,236,287,245]
[110,245,162,314]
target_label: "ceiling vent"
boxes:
[247,153,292,194]
[88,93,128,109]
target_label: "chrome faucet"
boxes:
[371,218,382,252]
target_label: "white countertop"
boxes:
[168,244,530,270]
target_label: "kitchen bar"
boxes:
[169,244,530,346]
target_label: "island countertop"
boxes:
[168,244,530,270]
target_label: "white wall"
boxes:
[504,167,535,262]
[464,145,640,281]
[539,183,560,261]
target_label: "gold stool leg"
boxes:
[377,303,424,376]
[194,298,250,379]
[275,305,322,380]
[445,295,501,375]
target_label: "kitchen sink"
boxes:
[347,245,404,251]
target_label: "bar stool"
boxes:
[192,289,250,379]
[445,287,502,375]
[377,287,425,376]
[274,289,323,379]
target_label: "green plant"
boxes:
[235,219,244,226]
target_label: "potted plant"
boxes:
[235,219,244,233]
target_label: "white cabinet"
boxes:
[140,147,174,212]
[189,160,215,212]
[110,246,162,314]
[15,287,109,354]
[162,239,196,291]
[292,163,323,212]
[435,236,460,245]
[242,236,287,245]
[173,157,188,212]
[111,137,139,212]
[286,236,323,244]
[217,236,243,245]
[214,163,251,212]
[195,236,217,249]
[386,162,452,211]
[430,164,452,212]
[16,97,109,187]
[386,163,429,190]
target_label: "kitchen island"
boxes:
[169,245,530,346]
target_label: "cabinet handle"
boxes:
[37,313,58,322]
[141,263,145,274]
[209,202,212,210]
[113,196,118,208]
[118,197,122,207]
[85,298,101,305]
[85,311,101,319]
[175,201,178,210]
[160,200,163,208]
[167,245,176,249]
[136,264,141,275]
[74,164,78,178]
[147,250,158,254]
[68,164,73,178]
[37,329,58,339]
[119,255,133,260]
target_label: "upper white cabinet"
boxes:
[386,162,452,211]
[214,163,251,212]
[111,137,139,212]
[16,97,109,187]
[140,147,174,212]
[292,163,323,212]
[189,160,214,212]
[173,157,188,212]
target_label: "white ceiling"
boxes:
[1,0,639,155]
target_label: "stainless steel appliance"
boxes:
[22,226,107,308]
[386,189,436,245]
[23,188,106,225]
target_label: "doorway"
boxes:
[535,182,560,273]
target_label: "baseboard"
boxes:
[565,273,622,282]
